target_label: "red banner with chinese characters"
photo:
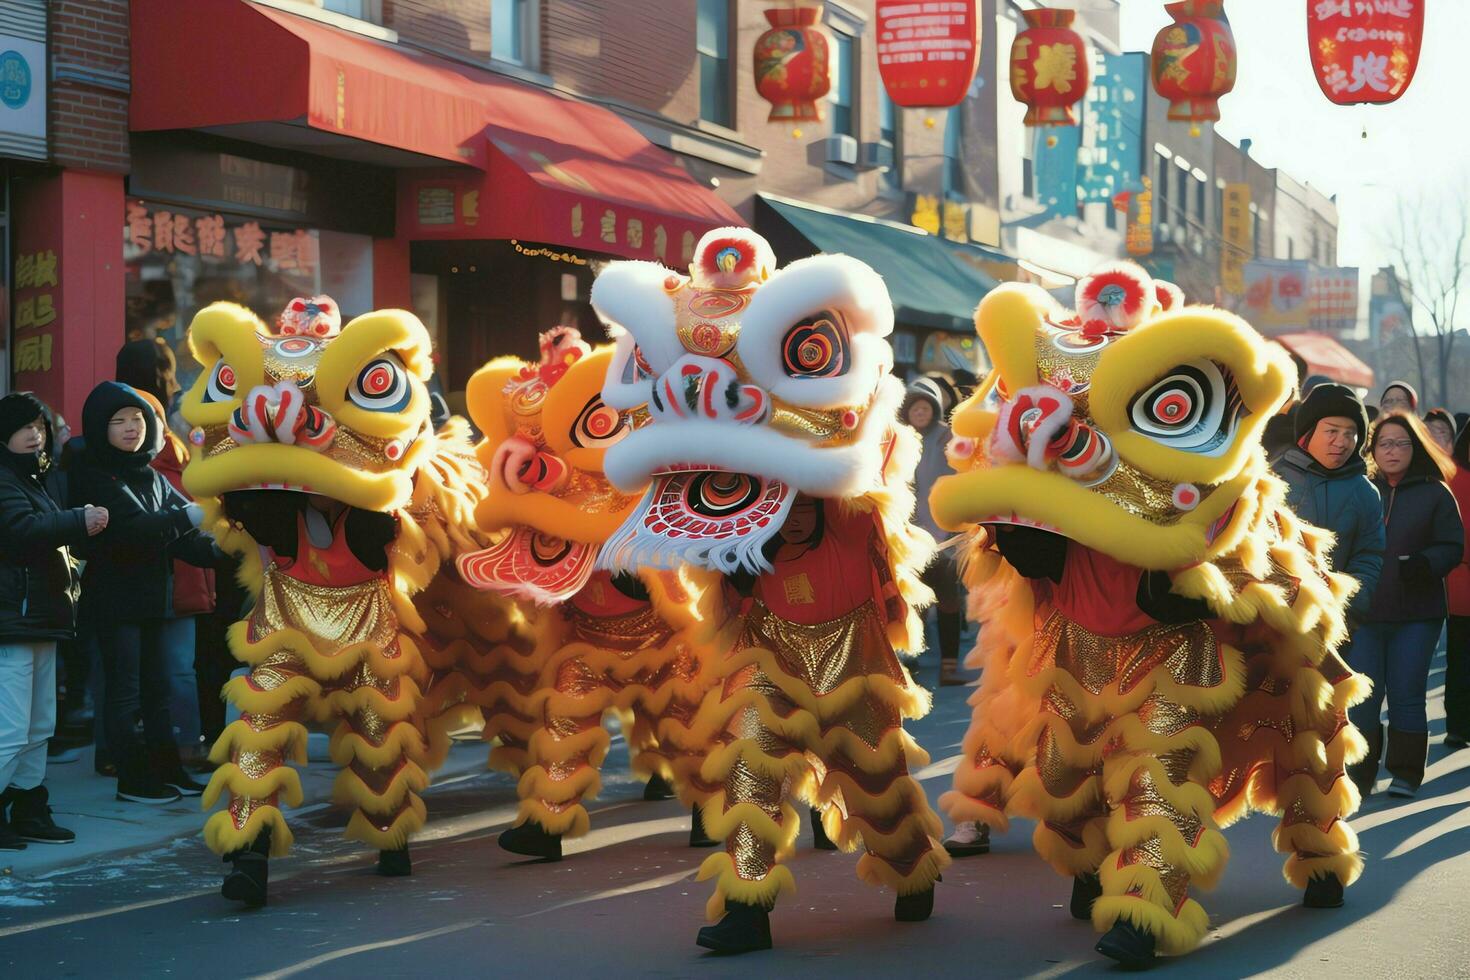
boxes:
[11,186,64,403]
[876,1,981,109]
[1307,0,1423,105]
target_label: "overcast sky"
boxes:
[1117,1,1468,274]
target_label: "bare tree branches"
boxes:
[1383,186,1470,406]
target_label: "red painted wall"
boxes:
[11,170,126,422]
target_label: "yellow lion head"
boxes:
[456,327,640,604]
[180,299,434,512]
[931,263,1295,570]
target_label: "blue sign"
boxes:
[1077,52,1145,204]
[1033,121,1081,220]
[0,50,30,110]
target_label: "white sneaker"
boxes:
[1387,777,1417,798]
[943,821,990,856]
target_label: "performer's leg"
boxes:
[695,664,806,935]
[813,689,948,918]
[327,661,430,863]
[1093,700,1225,961]
[203,649,312,906]
[1273,649,1368,907]
[501,653,611,857]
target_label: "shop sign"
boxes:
[12,246,58,373]
[1310,266,1359,335]
[1242,258,1311,331]
[1126,176,1154,256]
[0,34,45,160]
[1220,182,1251,295]
[126,201,320,276]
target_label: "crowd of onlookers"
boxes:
[0,339,234,850]
[1276,377,1469,799]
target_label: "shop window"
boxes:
[829,30,856,139]
[123,200,374,396]
[879,90,901,189]
[697,0,732,127]
[320,0,378,22]
[492,0,536,67]
[944,105,965,197]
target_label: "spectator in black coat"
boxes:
[1346,412,1465,799]
[0,394,107,848]
[69,382,218,805]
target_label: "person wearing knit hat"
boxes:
[1273,381,1386,760]
[1424,408,1456,454]
[68,382,220,806]
[0,393,107,849]
[1380,380,1419,414]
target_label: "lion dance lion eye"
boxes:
[781,312,851,379]
[203,361,237,404]
[570,395,630,449]
[1129,361,1242,455]
[348,355,412,413]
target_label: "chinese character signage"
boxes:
[12,246,58,376]
[1220,183,1252,295]
[1310,266,1360,335]
[876,1,981,109]
[1307,0,1422,105]
[1127,176,1155,256]
[1077,52,1146,205]
[0,33,45,160]
[125,201,321,278]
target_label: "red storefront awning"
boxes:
[1273,332,1375,390]
[130,0,742,261]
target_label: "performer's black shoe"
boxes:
[643,773,676,801]
[1070,872,1102,920]
[377,847,412,877]
[810,806,837,851]
[894,885,935,922]
[1302,872,1343,908]
[942,821,990,857]
[221,828,270,908]
[689,804,718,848]
[498,820,562,861]
[695,901,772,954]
[1095,919,1157,969]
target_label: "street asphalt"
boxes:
[2,646,1467,979]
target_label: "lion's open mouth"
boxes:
[597,468,796,575]
[456,526,599,606]
[222,489,396,572]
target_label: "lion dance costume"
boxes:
[932,265,1367,966]
[453,327,717,860]
[591,228,948,953]
[184,296,528,906]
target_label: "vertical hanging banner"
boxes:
[1306,0,1423,105]
[875,1,980,109]
[1220,182,1251,295]
[1127,176,1155,256]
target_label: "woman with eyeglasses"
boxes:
[1347,413,1464,799]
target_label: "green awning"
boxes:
[757,195,999,332]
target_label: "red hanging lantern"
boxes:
[1151,1,1237,127]
[875,0,981,109]
[1009,8,1089,127]
[753,4,833,124]
[1306,0,1423,106]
